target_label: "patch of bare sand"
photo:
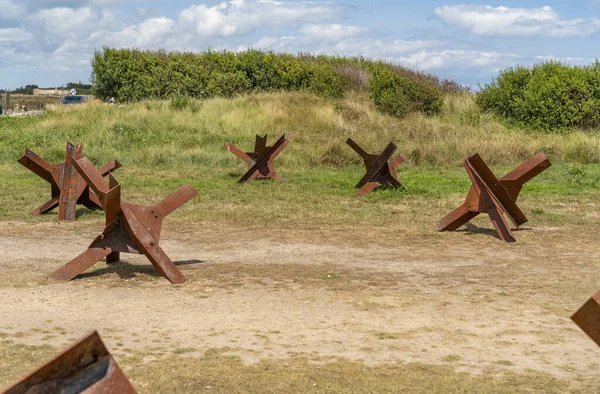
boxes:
[0,221,599,380]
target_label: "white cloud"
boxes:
[0,28,43,71]
[398,50,520,71]
[94,17,176,48]
[19,0,143,10]
[0,0,143,26]
[299,24,367,41]
[435,5,600,37]
[178,0,343,37]
[23,7,115,52]
[250,32,439,61]
[251,22,438,57]
[334,39,438,56]
[397,50,596,78]
[0,0,25,21]
[0,28,34,43]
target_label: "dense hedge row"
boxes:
[477,61,600,130]
[91,48,462,117]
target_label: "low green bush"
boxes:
[477,61,600,130]
[308,65,348,99]
[369,67,443,117]
[206,71,252,98]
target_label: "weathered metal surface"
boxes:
[225,134,289,183]
[346,138,407,198]
[1,331,137,394]
[438,152,551,242]
[50,156,197,284]
[572,290,600,347]
[17,141,121,221]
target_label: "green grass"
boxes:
[2,162,599,229]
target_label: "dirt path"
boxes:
[0,221,599,380]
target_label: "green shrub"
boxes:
[163,52,211,98]
[477,61,600,130]
[91,47,453,117]
[238,50,282,91]
[308,65,347,98]
[369,69,408,117]
[369,67,442,117]
[276,55,314,90]
[206,71,252,98]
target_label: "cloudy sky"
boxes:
[0,0,598,89]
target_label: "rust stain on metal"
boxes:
[225,134,288,183]
[572,290,600,347]
[17,141,121,221]
[49,156,197,284]
[1,331,136,394]
[438,152,551,242]
[346,138,407,198]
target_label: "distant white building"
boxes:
[33,88,70,96]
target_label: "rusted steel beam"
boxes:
[49,156,197,284]
[572,290,600,347]
[438,152,551,242]
[225,134,289,183]
[17,141,121,221]
[346,138,407,198]
[1,331,136,394]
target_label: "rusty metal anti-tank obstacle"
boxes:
[49,155,198,284]
[18,141,121,221]
[438,152,551,243]
[572,290,600,347]
[346,138,407,198]
[1,331,136,394]
[225,134,288,183]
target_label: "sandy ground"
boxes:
[1,220,599,380]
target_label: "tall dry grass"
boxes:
[1,91,600,169]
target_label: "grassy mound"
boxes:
[91,48,466,119]
[2,91,600,169]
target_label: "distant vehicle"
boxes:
[60,95,88,105]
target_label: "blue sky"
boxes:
[0,0,598,89]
